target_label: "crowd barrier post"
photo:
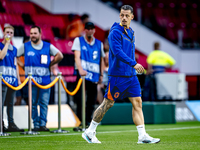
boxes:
[0,72,11,136]
[21,73,40,135]
[51,72,69,133]
[81,76,86,131]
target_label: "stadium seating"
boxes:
[51,39,74,54]
[2,1,36,14]
[0,13,24,26]
[101,0,200,48]
[58,66,76,82]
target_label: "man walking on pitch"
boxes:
[82,5,160,144]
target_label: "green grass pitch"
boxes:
[0,121,200,150]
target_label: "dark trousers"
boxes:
[142,75,157,101]
[2,85,16,124]
[74,73,97,125]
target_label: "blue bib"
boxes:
[79,36,101,82]
[0,43,18,86]
[24,41,51,85]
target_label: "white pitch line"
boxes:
[1,126,200,139]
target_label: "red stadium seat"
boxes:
[52,39,74,54]
[63,76,77,83]
[4,1,36,14]
[32,15,65,28]
[40,27,54,40]
[58,66,76,82]
[24,25,31,36]
[0,13,24,26]
[58,66,74,75]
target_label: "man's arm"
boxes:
[109,29,137,67]
[166,53,176,66]
[17,57,24,70]
[98,57,104,83]
[49,44,63,67]
[74,50,87,76]
[16,62,21,85]
[99,42,105,83]
[109,29,144,73]
[0,40,10,60]
[50,51,63,67]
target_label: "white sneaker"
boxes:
[82,129,101,143]
[137,133,160,144]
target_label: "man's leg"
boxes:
[129,97,144,126]
[86,80,97,125]
[6,87,24,132]
[5,87,16,124]
[2,85,8,131]
[82,98,114,143]
[92,98,114,123]
[15,90,22,105]
[129,97,160,144]
[22,85,29,105]
[32,86,39,130]
[74,73,82,121]
[38,88,50,131]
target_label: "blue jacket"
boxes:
[108,22,137,77]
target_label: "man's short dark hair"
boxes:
[154,42,160,50]
[85,22,95,29]
[121,5,133,14]
[81,14,89,22]
[31,25,41,33]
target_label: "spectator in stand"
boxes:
[0,24,24,132]
[15,36,30,105]
[17,25,63,131]
[72,22,105,131]
[66,13,90,39]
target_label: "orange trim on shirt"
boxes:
[107,83,114,101]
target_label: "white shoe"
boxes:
[82,129,101,143]
[137,133,160,144]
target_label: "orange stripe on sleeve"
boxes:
[107,83,114,101]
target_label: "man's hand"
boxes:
[79,69,87,76]
[98,75,103,83]
[5,35,11,44]
[18,80,21,85]
[134,63,144,74]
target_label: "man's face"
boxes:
[30,28,41,44]
[119,9,134,28]
[85,28,95,39]
[4,28,14,39]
